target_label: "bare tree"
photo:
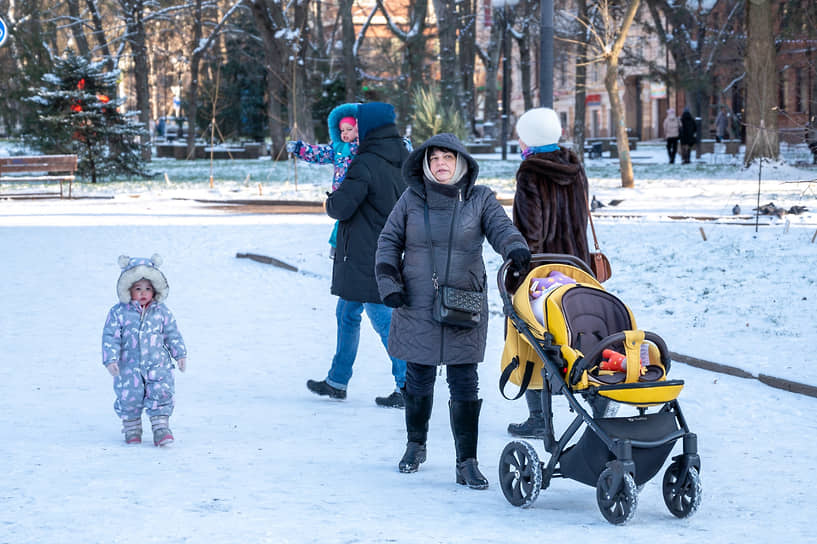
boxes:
[375,0,431,127]
[339,0,358,101]
[66,0,91,57]
[579,0,641,187]
[248,0,313,158]
[185,0,245,159]
[117,0,153,160]
[744,0,779,163]
[432,0,463,110]
[475,8,504,140]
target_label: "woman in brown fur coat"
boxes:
[506,107,591,446]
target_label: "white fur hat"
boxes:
[516,107,562,147]
[116,254,169,303]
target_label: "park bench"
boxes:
[0,154,78,198]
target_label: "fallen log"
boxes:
[236,252,298,272]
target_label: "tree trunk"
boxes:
[482,12,503,140]
[248,0,313,158]
[85,0,115,73]
[572,0,588,157]
[121,0,152,161]
[744,0,779,164]
[66,0,91,57]
[432,0,462,109]
[459,0,477,136]
[605,62,634,187]
[340,0,358,101]
[186,0,204,160]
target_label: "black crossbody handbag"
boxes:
[424,200,485,328]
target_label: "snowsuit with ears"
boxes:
[102,301,187,419]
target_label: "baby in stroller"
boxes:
[497,254,702,524]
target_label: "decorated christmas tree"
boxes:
[25,51,150,183]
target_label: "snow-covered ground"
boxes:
[1,142,816,542]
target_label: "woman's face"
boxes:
[339,121,358,143]
[428,149,458,184]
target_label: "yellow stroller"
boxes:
[497,254,701,524]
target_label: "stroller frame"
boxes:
[497,254,701,525]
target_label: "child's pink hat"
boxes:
[339,116,356,127]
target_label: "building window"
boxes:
[796,68,806,113]
[778,71,786,111]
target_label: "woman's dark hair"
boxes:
[426,146,456,163]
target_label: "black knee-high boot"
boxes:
[399,392,433,473]
[449,399,488,489]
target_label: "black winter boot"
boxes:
[399,392,433,473]
[449,399,489,489]
[507,390,548,438]
[508,390,556,452]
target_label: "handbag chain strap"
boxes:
[423,196,459,291]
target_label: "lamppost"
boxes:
[540,0,553,108]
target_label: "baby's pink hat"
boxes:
[339,116,356,127]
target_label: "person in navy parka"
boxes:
[102,254,187,446]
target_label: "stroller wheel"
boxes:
[498,441,542,508]
[662,463,702,518]
[596,468,638,525]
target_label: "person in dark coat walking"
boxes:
[679,107,697,164]
[306,102,409,408]
[505,107,594,447]
[376,133,530,489]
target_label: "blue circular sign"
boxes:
[0,16,7,48]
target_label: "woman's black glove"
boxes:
[383,292,407,308]
[508,247,532,275]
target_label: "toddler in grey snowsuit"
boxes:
[101,254,187,446]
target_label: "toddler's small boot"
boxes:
[122,418,142,444]
[150,415,174,447]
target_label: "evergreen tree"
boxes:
[25,51,150,183]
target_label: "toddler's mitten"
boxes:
[286,141,298,153]
[177,357,187,372]
[107,362,120,377]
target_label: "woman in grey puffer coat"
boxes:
[376,133,530,489]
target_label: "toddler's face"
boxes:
[339,121,358,143]
[129,279,155,306]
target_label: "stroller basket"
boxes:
[559,411,682,487]
[497,254,701,525]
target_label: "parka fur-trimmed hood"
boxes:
[402,133,479,199]
[327,103,359,146]
[116,254,169,303]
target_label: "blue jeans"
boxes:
[326,298,406,390]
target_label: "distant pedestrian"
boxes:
[101,254,187,447]
[679,107,697,164]
[715,107,729,143]
[663,108,680,164]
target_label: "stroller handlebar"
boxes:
[497,253,596,310]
